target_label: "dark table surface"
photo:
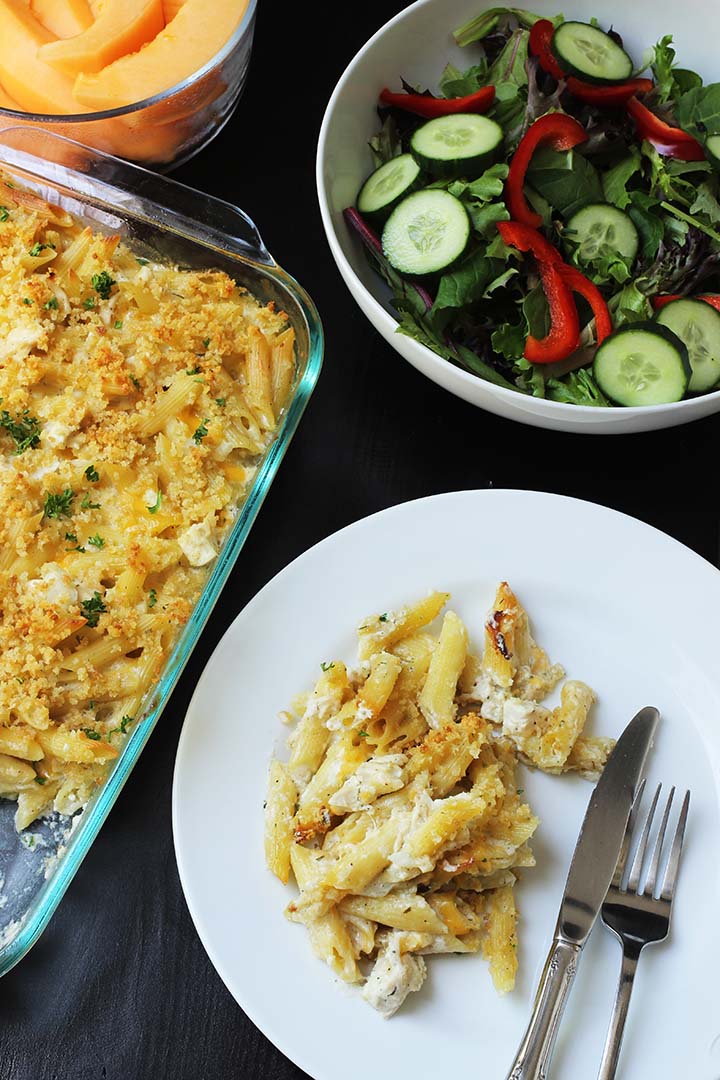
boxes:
[2,3,719,1079]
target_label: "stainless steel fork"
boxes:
[597,781,690,1079]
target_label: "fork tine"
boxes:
[611,778,646,888]
[626,783,661,893]
[660,790,690,901]
[643,787,674,896]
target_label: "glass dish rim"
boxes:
[0,0,257,124]
[0,131,324,978]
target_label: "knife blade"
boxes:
[504,705,659,1080]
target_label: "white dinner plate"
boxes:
[173,490,720,1080]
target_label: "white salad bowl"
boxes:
[317,0,720,433]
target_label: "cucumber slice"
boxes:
[552,22,633,85]
[705,133,720,172]
[565,203,639,266]
[357,153,422,221]
[410,114,503,179]
[382,189,470,276]
[593,323,690,406]
[654,297,720,392]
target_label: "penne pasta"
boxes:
[267,583,609,1016]
[0,172,294,830]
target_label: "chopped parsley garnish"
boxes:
[87,533,105,549]
[0,401,41,453]
[80,493,101,510]
[82,728,101,741]
[146,491,162,514]
[192,418,209,444]
[34,776,47,785]
[516,789,524,795]
[320,662,335,672]
[83,296,95,310]
[358,730,369,738]
[64,531,85,552]
[136,257,149,266]
[109,714,134,737]
[80,591,106,628]
[84,464,99,483]
[186,365,201,375]
[129,374,141,390]
[22,297,33,306]
[0,207,8,222]
[43,488,75,519]
[28,241,55,257]
[379,613,388,623]
[114,319,123,330]
[44,296,59,310]
[215,397,226,408]
[202,337,211,349]
[91,271,115,300]
[147,589,158,609]
[15,676,24,685]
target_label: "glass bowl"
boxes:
[0,126,323,976]
[0,0,257,170]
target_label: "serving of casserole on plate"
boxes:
[265,583,612,1016]
[0,127,322,975]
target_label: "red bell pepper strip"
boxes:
[378,85,495,119]
[529,19,564,79]
[557,264,613,343]
[506,112,587,229]
[626,96,705,161]
[497,220,580,363]
[566,77,654,106]
[652,293,720,312]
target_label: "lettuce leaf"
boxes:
[675,82,720,141]
[547,368,610,406]
[438,61,488,98]
[526,147,604,219]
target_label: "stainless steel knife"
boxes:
[504,705,660,1080]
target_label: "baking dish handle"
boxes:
[0,126,275,267]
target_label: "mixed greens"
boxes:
[345,8,720,406]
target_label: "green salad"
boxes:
[345,8,720,406]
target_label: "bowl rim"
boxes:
[0,0,257,123]
[316,0,720,418]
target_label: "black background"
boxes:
[1,2,718,1079]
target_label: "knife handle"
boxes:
[504,937,581,1080]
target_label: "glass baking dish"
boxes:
[0,126,323,975]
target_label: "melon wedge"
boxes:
[0,0,84,114]
[73,0,249,109]
[39,0,165,77]
[0,81,22,111]
[30,0,94,38]
[161,0,187,22]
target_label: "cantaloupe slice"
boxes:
[0,81,22,111]
[0,0,84,115]
[73,0,249,109]
[161,0,187,23]
[30,0,94,39]
[39,0,165,77]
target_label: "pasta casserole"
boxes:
[265,584,614,1016]
[0,174,294,831]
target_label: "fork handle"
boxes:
[597,943,641,1080]
[504,937,581,1080]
